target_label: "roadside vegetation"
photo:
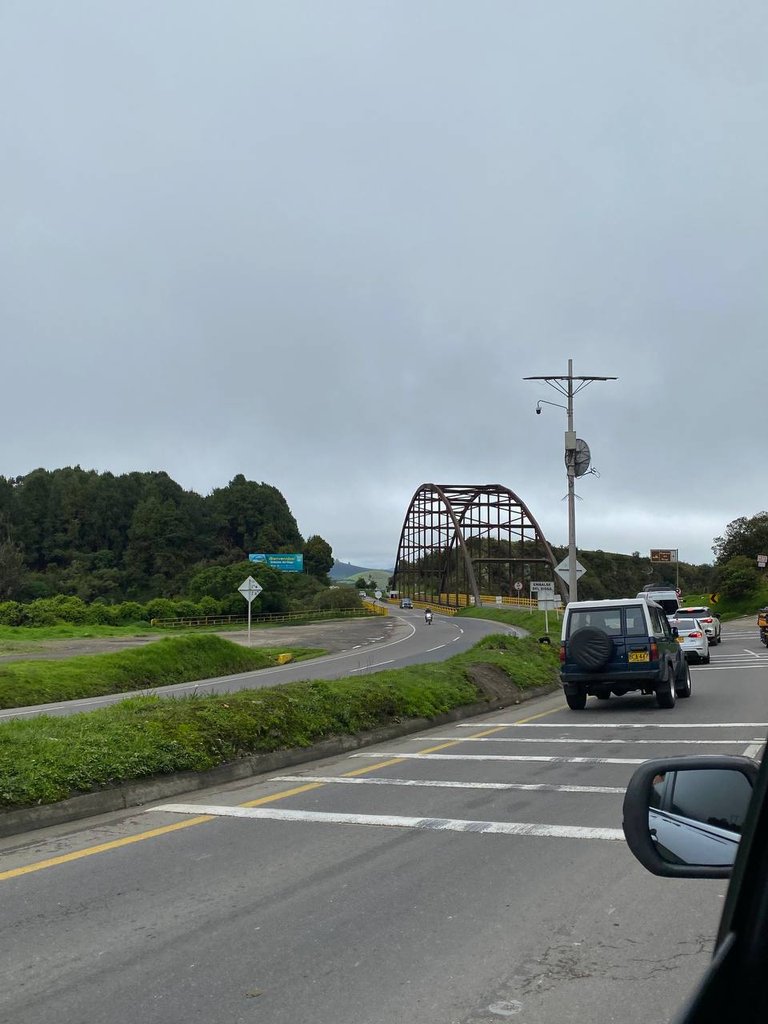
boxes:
[0,635,324,709]
[459,606,563,643]
[0,632,559,810]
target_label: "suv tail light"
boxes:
[559,642,566,663]
[649,640,659,661]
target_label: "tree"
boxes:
[713,513,768,565]
[304,535,334,579]
[714,556,762,600]
[0,541,25,600]
[355,577,367,590]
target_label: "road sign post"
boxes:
[238,576,263,647]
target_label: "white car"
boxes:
[676,605,722,644]
[669,616,711,664]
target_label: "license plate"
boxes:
[676,636,684,643]
[628,650,650,663]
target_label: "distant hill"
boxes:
[330,561,393,590]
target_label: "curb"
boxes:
[0,683,559,839]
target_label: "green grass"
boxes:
[0,622,156,655]
[680,592,768,622]
[458,606,563,643]
[0,635,324,709]
[0,631,560,810]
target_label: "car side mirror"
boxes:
[623,757,758,878]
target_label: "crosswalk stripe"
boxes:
[271,775,625,794]
[350,752,646,765]
[456,722,768,728]
[151,803,625,841]
[415,736,761,745]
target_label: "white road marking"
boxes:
[272,775,625,794]
[690,665,767,671]
[151,803,624,841]
[349,660,394,672]
[743,743,763,759]
[350,752,646,765]
[459,722,768,729]
[416,736,762,745]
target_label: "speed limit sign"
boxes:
[514,582,523,591]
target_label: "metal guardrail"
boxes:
[151,606,389,628]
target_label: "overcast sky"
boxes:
[2,2,766,569]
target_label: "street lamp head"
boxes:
[536,403,542,414]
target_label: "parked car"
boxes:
[676,605,722,644]
[622,751,768,1022]
[399,597,413,609]
[559,597,691,710]
[667,616,711,664]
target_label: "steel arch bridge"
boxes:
[392,483,565,608]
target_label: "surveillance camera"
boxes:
[536,406,542,415]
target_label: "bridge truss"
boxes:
[392,483,565,608]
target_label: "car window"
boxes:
[669,770,753,834]
[568,608,622,634]
[673,619,697,631]
[624,607,648,636]
[648,605,665,636]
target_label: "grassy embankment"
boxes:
[0,629,559,811]
[0,635,324,709]
[681,592,766,621]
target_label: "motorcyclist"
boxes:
[424,608,433,624]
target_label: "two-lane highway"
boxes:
[1,618,765,1024]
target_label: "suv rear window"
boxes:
[567,605,647,637]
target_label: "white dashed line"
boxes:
[271,775,625,794]
[417,736,763,745]
[350,752,646,765]
[458,722,768,729]
[151,803,624,841]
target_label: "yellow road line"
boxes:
[0,816,213,881]
[1,703,563,881]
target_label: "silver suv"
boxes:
[676,605,722,644]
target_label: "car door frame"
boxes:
[670,737,768,1023]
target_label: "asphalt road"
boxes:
[0,608,524,721]
[1,618,765,1023]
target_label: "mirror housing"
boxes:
[623,756,759,879]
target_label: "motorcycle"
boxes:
[424,611,433,625]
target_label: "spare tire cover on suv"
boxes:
[568,627,614,671]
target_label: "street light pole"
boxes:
[524,359,617,604]
[565,361,577,603]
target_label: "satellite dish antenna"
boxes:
[565,438,592,477]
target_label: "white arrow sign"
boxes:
[238,576,263,602]
[554,558,586,582]
[238,576,263,647]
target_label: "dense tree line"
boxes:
[0,468,333,603]
[394,536,715,601]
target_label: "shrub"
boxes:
[0,601,28,626]
[145,598,178,622]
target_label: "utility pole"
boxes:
[524,359,617,603]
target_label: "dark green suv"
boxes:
[559,597,691,710]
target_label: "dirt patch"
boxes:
[0,617,403,664]
[466,662,558,704]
